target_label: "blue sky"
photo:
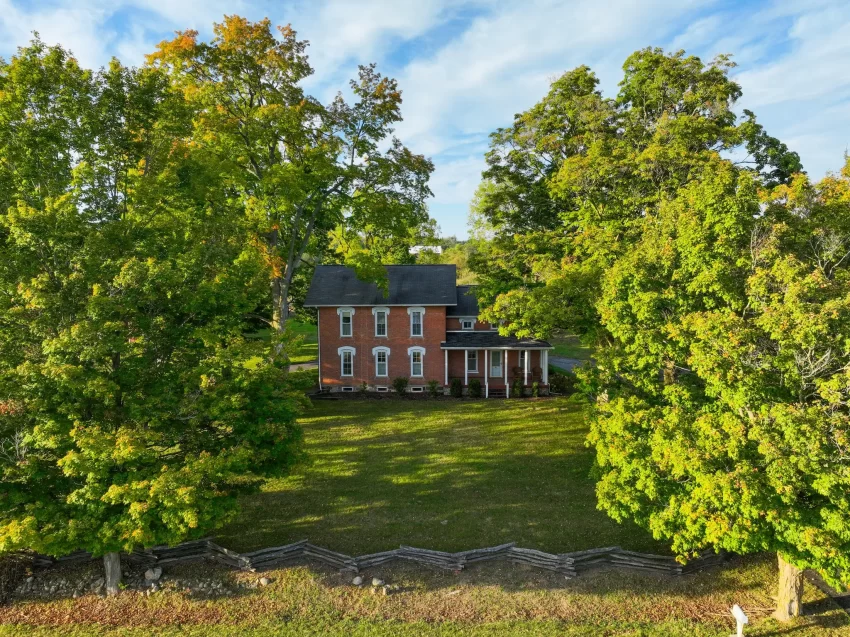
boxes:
[2,0,849,239]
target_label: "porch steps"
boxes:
[487,388,507,398]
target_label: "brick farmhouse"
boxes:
[304,264,552,396]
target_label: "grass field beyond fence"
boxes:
[245,320,318,367]
[217,396,666,555]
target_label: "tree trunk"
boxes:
[271,276,286,333]
[775,552,804,621]
[103,552,122,596]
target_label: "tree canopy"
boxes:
[470,48,801,339]
[469,47,850,618]
[0,39,303,587]
[148,17,434,330]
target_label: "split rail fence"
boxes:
[27,539,725,579]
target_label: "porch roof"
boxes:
[440,331,552,350]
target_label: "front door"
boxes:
[490,351,502,378]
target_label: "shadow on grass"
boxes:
[217,398,664,557]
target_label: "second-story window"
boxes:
[375,310,387,336]
[338,307,354,337]
[461,319,474,330]
[411,311,422,336]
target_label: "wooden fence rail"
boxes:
[22,538,725,579]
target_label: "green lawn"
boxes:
[216,396,666,555]
[286,320,318,364]
[245,320,318,367]
[6,396,850,636]
[549,333,594,361]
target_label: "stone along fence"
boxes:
[28,539,725,578]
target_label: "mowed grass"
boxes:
[216,396,667,555]
[6,397,850,636]
[245,320,318,368]
[549,333,595,361]
[3,555,848,636]
[285,320,318,364]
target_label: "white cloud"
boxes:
[0,0,113,68]
[736,5,850,109]
[2,0,850,238]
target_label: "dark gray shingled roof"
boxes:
[446,285,479,317]
[440,332,552,349]
[304,265,458,307]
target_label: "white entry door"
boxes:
[490,351,502,377]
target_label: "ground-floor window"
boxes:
[376,350,388,376]
[338,346,355,377]
[518,350,527,370]
[467,350,478,373]
[411,350,423,377]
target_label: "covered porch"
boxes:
[440,332,553,397]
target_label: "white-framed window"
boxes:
[408,346,425,377]
[461,319,474,330]
[518,350,527,370]
[338,346,355,377]
[467,350,478,373]
[372,346,390,377]
[490,351,502,377]
[372,306,389,337]
[407,307,425,337]
[337,307,355,337]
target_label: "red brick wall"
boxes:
[318,306,447,389]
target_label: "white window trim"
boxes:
[337,307,355,338]
[467,349,479,373]
[407,306,425,338]
[372,306,390,337]
[338,346,356,377]
[372,346,390,377]
[408,346,425,377]
[461,319,474,330]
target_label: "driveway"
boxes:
[549,356,589,372]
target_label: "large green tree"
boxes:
[149,17,434,332]
[588,159,850,620]
[470,48,801,339]
[467,48,850,619]
[0,41,303,592]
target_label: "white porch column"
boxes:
[444,349,448,385]
[464,349,468,386]
[524,349,529,386]
[543,350,549,384]
[485,350,489,398]
[505,350,509,397]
